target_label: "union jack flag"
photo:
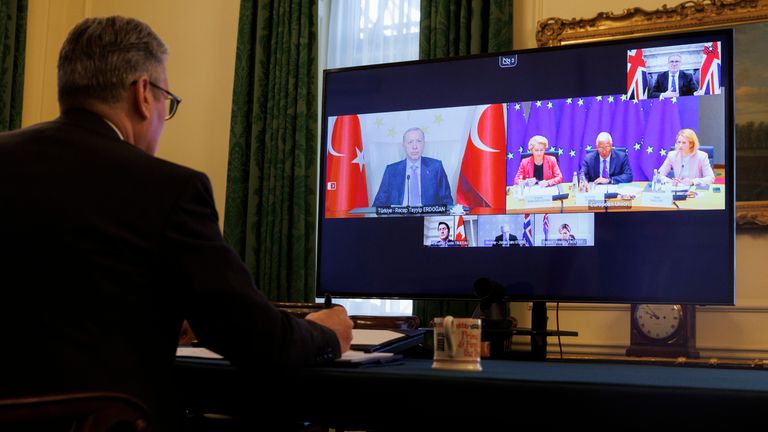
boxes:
[542,213,549,242]
[522,214,533,246]
[626,49,648,101]
[699,42,721,95]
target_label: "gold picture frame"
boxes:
[536,0,768,228]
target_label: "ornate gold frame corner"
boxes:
[536,0,768,47]
[736,201,768,228]
[536,0,768,228]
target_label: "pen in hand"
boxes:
[324,293,333,309]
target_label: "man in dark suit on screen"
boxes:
[493,224,519,247]
[372,127,453,207]
[580,132,633,185]
[430,221,457,247]
[649,54,699,99]
[0,16,352,430]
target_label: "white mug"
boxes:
[432,316,482,371]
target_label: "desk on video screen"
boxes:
[504,181,725,214]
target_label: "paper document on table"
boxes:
[352,329,407,345]
[591,185,619,194]
[617,185,643,196]
[176,346,223,359]
[340,350,395,361]
[526,185,559,196]
[336,350,402,366]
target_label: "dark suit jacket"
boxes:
[372,157,453,206]
[493,233,519,247]
[649,70,698,98]
[0,109,338,428]
[431,239,458,247]
[580,149,633,184]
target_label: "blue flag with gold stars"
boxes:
[556,97,587,182]
[506,102,526,186]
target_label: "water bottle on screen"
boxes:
[652,169,659,192]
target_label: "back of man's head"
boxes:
[57,16,168,109]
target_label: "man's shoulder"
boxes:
[421,156,444,167]
[385,159,407,170]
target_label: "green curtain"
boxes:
[413,0,514,324]
[0,0,27,132]
[224,0,318,302]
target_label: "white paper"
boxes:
[351,329,404,345]
[526,185,559,196]
[338,350,396,363]
[641,191,674,207]
[617,185,643,196]
[176,346,224,359]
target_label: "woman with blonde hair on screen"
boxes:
[514,135,563,187]
[658,128,715,186]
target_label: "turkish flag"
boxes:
[325,115,369,214]
[456,104,506,209]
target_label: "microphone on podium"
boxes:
[406,174,411,206]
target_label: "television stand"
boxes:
[481,301,578,360]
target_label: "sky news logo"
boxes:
[499,55,517,68]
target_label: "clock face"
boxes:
[634,304,682,340]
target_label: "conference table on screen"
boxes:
[504,180,725,213]
[175,354,768,428]
[326,180,725,218]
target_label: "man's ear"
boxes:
[131,77,152,120]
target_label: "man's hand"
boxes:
[306,306,354,353]
[594,176,610,185]
[660,90,679,100]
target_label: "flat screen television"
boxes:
[317,29,734,306]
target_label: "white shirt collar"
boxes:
[102,117,124,141]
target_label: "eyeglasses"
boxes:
[130,80,182,120]
[149,82,182,120]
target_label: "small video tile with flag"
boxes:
[535,213,594,247]
[476,214,527,247]
[423,215,477,248]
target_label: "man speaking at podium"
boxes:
[373,127,453,207]
[0,16,352,430]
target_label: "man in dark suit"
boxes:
[430,221,457,247]
[0,16,352,430]
[649,54,699,99]
[372,127,453,207]
[580,132,633,185]
[493,224,519,247]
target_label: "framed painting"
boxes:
[536,0,768,228]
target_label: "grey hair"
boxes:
[596,131,613,144]
[58,16,168,108]
[402,127,425,142]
